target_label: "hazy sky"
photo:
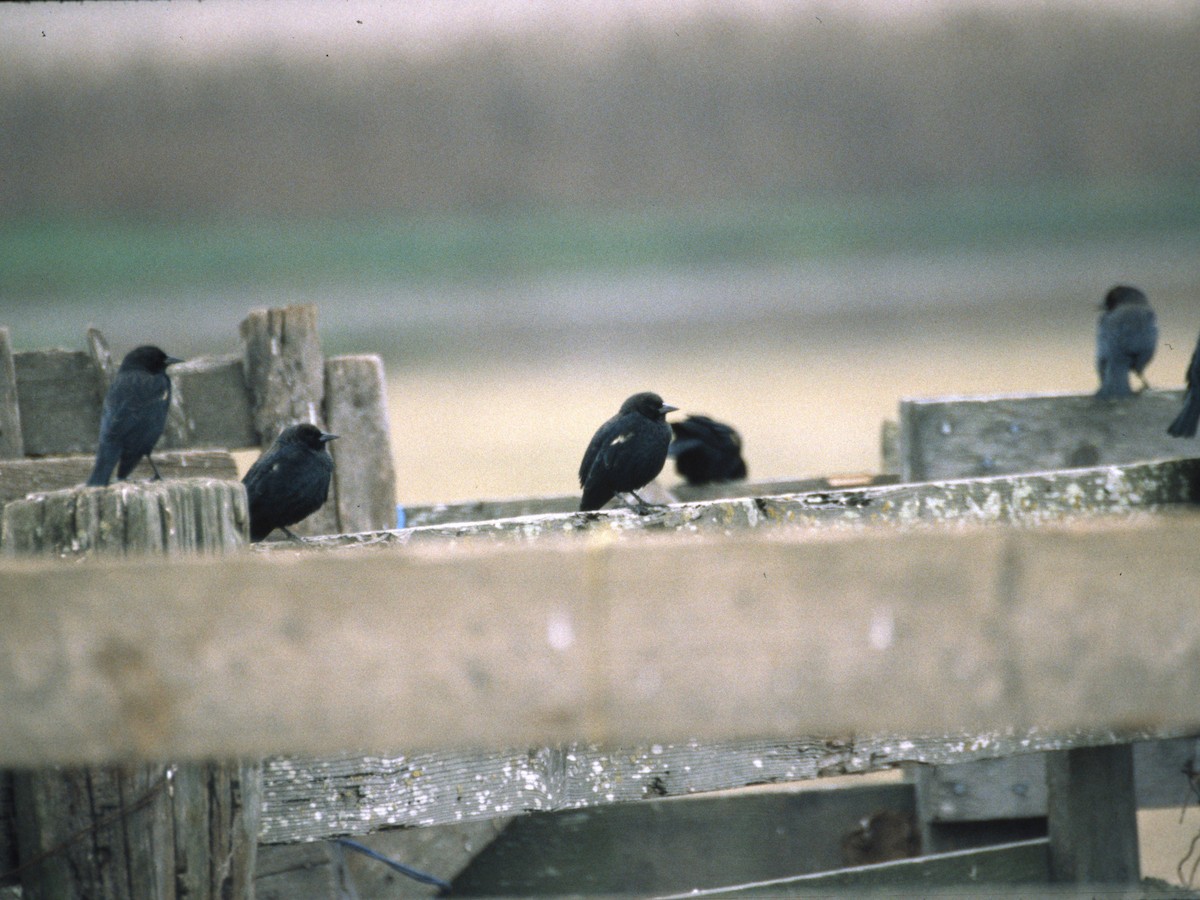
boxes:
[3,0,1192,68]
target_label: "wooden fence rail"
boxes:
[2,516,1200,765]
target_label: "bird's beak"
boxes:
[660,403,679,415]
[165,356,184,366]
[320,433,340,443]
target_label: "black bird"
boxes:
[1168,329,1200,437]
[1095,284,1157,398]
[579,391,677,512]
[669,414,747,485]
[86,345,182,487]
[243,423,338,541]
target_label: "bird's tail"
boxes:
[1096,357,1133,399]
[86,443,121,487]
[1168,390,1200,438]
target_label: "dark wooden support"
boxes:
[240,304,339,536]
[1046,744,1140,885]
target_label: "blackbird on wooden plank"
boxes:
[1095,284,1157,399]
[669,414,747,485]
[1168,328,1200,437]
[244,423,338,541]
[579,391,677,512]
[86,345,182,487]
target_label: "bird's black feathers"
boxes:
[1095,285,1157,399]
[86,345,181,487]
[1169,329,1200,438]
[579,392,677,512]
[669,414,747,485]
[243,423,338,541]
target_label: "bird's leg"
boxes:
[626,490,666,514]
[1137,372,1151,392]
[147,456,165,481]
[281,527,304,543]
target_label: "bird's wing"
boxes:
[100,371,171,442]
[579,416,617,486]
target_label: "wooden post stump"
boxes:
[1046,744,1140,885]
[1,479,248,557]
[1,480,258,900]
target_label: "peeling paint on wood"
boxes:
[257,728,1194,844]
[287,457,1200,552]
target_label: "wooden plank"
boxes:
[0,449,239,507]
[257,729,1187,845]
[651,838,1051,897]
[13,349,103,455]
[325,355,397,533]
[0,330,22,459]
[449,783,917,896]
[239,305,339,536]
[1046,745,1140,884]
[159,354,258,451]
[908,736,1200,825]
[899,389,1190,482]
[1,519,1200,765]
[296,457,1200,551]
[400,475,902,528]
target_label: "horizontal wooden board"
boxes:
[13,349,103,455]
[899,389,1193,482]
[0,450,239,507]
[292,456,1200,551]
[1,518,1200,766]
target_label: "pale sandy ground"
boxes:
[387,326,1197,505]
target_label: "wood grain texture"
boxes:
[899,389,1192,482]
[0,478,248,557]
[240,305,339,536]
[292,456,1200,551]
[160,354,258,451]
[325,355,397,533]
[13,349,103,456]
[1,519,1200,766]
[0,450,238,507]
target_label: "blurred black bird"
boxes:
[1168,328,1200,437]
[1095,284,1157,398]
[579,391,677,512]
[86,345,182,487]
[243,423,338,541]
[669,414,747,485]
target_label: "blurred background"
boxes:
[2,0,1199,506]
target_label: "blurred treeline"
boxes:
[2,4,1198,220]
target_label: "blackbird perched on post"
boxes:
[86,345,182,487]
[1095,285,1157,398]
[1168,329,1200,438]
[579,391,677,512]
[669,414,747,485]
[243,423,338,541]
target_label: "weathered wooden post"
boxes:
[240,304,341,538]
[1046,745,1140,885]
[1,480,259,900]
